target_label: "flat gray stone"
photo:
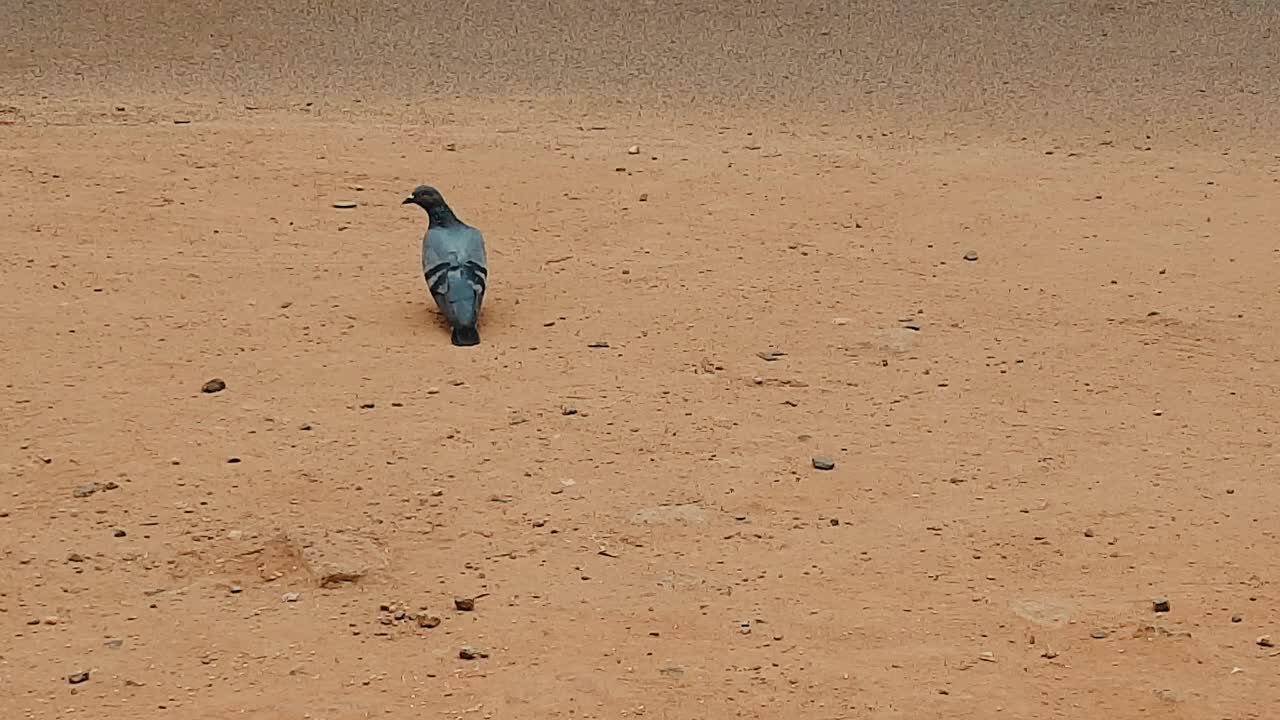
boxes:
[630,503,707,525]
[1009,598,1075,627]
[287,527,387,588]
[872,326,922,354]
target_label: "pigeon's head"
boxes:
[402,185,446,210]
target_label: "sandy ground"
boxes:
[3,2,1280,719]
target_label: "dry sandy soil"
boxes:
[3,2,1280,718]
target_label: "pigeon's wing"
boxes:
[452,225,488,271]
[456,226,488,311]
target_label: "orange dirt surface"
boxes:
[3,2,1280,718]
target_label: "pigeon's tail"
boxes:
[443,264,485,347]
[451,326,481,347]
[445,266,482,322]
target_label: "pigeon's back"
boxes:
[422,223,487,276]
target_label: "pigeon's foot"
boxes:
[451,326,481,347]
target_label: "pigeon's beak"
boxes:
[401,197,415,205]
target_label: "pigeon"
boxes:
[402,185,489,346]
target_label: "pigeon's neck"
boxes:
[426,204,461,228]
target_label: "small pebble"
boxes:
[201,378,226,394]
[1232,615,1243,623]
[639,193,648,202]
[454,597,475,612]
[1090,630,1108,639]
[67,552,85,563]
[229,585,243,594]
[1152,597,1171,613]
[416,614,442,629]
[627,145,640,155]
[812,456,836,471]
[962,250,979,262]
[332,201,358,209]
[67,671,90,684]
[458,645,489,660]
[282,592,301,603]
[112,528,127,537]
[1258,635,1274,648]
